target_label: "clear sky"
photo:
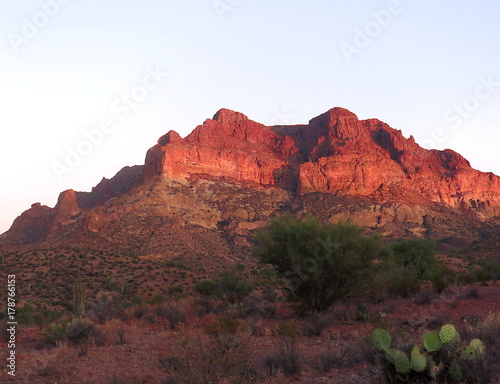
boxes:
[1,0,499,234]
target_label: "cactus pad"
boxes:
[393,350,410,374]
[462,339,485,359]
[411,345,421,356]
[461,346,476,359]
[423,331,442,352]
[469,339,485,355]
[439,324,459,344]
[384,348,398,364]
[410,353,427,372]
[371,329,391,351]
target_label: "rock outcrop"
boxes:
[144,107,500,221]
[1,107,499,251]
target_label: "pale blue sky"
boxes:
[1,0,499,234]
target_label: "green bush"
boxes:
[476,262,500,282]
[196,278,221,297]
[389,239,439,281]
[218,269,253,305]
[42,318,100,345]
[17,304,35,326]
[196,267,253,305]
[254,215,386,311]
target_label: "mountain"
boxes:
[1,107,499,257]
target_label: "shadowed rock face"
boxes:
[1,107,499,250]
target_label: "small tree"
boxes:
[254,215,385,311]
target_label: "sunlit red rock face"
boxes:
[144,109,297,187]
[145,107,500,221]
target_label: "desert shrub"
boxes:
[263,355,281,377]
[246,315,265,337]
[195,297,221,317]
[34,309,64,328]
[196,279,220,297]
[93,297,128,323]
[309,347,348,373]
[195,268,253,306]
[254,215,386,311]
[42,318,100,345]
[169,285,184,295]
[414,289,436,305]
[218,269,253,305]
[264,322,302,378]
[389,239,439,281]
[169,317,250,384]
[261,284,279,303]
[237,365,259,383]
[116,328,126,345]
[66,318,98,341]
[148,294,165,305]
[242,295,275,318]
[463,287,479,299]
[133,306,147,319]
[382,266,421,297]
[476,262,500,282]
[17,304,35,326]
[301,311,331,337]
[155,303,187,329]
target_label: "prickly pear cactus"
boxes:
[423,331,442,352]
[439,324,459,344]
[371,329,391,351]
[469,339,485,355]
[411,345,421,356]
[384,348,398,364]
[410,353,427,372]
[393,350,410,374]
[461,346,476,359]
[461,339,485,359]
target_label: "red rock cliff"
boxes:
[144,107,500,221]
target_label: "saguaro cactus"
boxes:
[72,278,86,316]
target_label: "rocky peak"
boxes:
[54,189,80,221]
[212,108,249,125]
[158,130,183,146]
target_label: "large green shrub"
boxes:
[254,215,386,311]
